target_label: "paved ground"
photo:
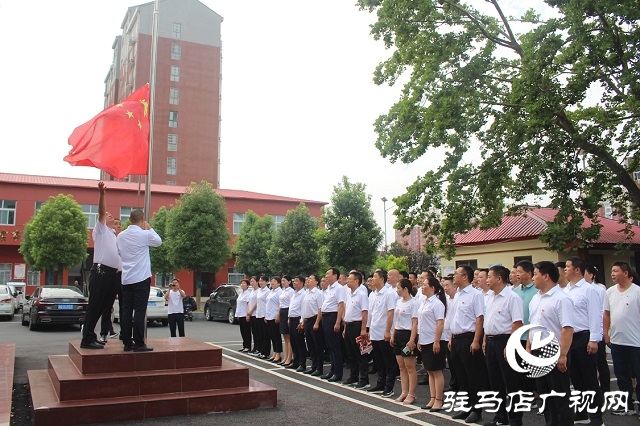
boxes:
[0,313,638,425]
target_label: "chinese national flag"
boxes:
[64,84,150,179]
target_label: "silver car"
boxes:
[112,287,169,326]
[0,286,14,319]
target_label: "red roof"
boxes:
[455,207,640,246]
[0,173,326,205]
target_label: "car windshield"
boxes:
[41,287,84,298]
[150,289,164,298]
[0,287,8,295]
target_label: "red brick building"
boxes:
[0,173,325,296]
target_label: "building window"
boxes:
[169,111,178,128]
[35,201,46,213]
[155,274,172,287]
[455,259,478,270]
[634,171,640,183]
[81,204,99,228]
[167,158,177,175]
[28,269,41,286]
[227,268,244,284]
[273,215,285,231]
[120,207,142,224]
[513,256,532,267]
[169,88,179,105]
[166,181,176,186]
[171,43,181,60]
[0,264,11,285]
[172,22,182,39]
[0,200,16,225]
[233,213,245,234]
[170,66,180,82]
[168,134,178,151]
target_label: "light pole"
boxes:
[381,197,394,252]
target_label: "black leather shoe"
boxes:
[124,345,134,352]
[80,342,104,350]
[327,376,342,383]
[132,345,154,352]
[303,369,315,374]
[452,411,469,420]
[320,373,333,380]
[95,340,106,346]
[285,363,298,369]
[310,370,324,377]
[296,365,307,372]
[464,411,481,423]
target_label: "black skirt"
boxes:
[393,329,414,356]
[278,308,289,334]
[421,341,447,371]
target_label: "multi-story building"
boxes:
[102,0,223,187]
[0,173,325,297]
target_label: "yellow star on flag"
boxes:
[126,111,134,118]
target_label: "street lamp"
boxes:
[381,197,395,252]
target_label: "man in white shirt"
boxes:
[342,271,370,388]
[303,274,325,376]
[81,182,122,350]
[604,261,640,416]
[116,209,162,352]
[564,256,604,424]
[288,275,307,372]
[320,268,346,382]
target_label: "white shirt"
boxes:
[484,286,523,336]
[265,287,282,320]
[288,288,305,318]
[116,224,162,285]
[344,286,369,322]
[92,220,121,270]
[167,289,184,314]
[369,286,396,340]
[248,287,258,316]
[529,285,574,344]
[302,287,323,319]
[418,295,446,345]
[564,278,603,341]
[442,297,453,341]
[321,281,346,313]
[235,288,251,317]
[279,286,294,308]
[393,297,418,331]
[604,284,640,346]
[256,286,269,318]
[450,285,485,335]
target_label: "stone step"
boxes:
[29,369,277,426]
[0,344,16,426]
[48,355,249,401]
[68,337,222,374]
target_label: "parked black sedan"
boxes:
[204,284,241,324]
[21,285,88,331]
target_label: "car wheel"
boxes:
[161,319,168,326]
[28,316,38,331]
[227,309,236,324]
[204,307,212,321]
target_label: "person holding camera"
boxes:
[165,278,186,337]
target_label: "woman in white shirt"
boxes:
[266,276,283,363]
[235,279,252,352]
[164,278,186,337]
[277,275,295,366]
[255,276,270,359]
[246,277,260,354]
[390,278,419,405]
[417,276,447,412]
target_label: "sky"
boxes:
[0,0,534,246]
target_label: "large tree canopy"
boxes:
[234,210,275,277]
[359,0,640,257]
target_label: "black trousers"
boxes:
[304,316,324,372]
[535,349,572,426]
[597,340,610,392]
[267,319,282,353]
[288,316,307,367]
[486,335,523,426]
[371,339,398,389]
[450,332,489,414]
[238,316,251,350]
[445,344,458,390]
[249,316,259,351]
[121,278,151,347]
[322,312,343,378]
[569,331,603,420]
[100,272,121,336]
[256,317,270,356]
[82,264,120,345]
[344,321,369,381]
[168,312,185,337]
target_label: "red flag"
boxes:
[64,84,150,179]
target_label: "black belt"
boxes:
[93,263,118,273]
[486,334,510,340]
[322,312,337,317]
[574,330,589,336]
[452,332,475,339]
[345,320,363,325]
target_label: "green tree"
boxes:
[373,254,409,273]
[167,182,231,303]
[358,0,640,257]
[150,206,175,281]
[389,241,440,273]
[234,210,275,276]
[19,195,88,284]
[323,176,383,271]
[267,203,320,275]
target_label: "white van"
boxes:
[7,282,26,312]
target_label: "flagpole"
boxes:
[144,0,159,220]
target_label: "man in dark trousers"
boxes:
[116,209,162,352]
[80,182,121,350]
